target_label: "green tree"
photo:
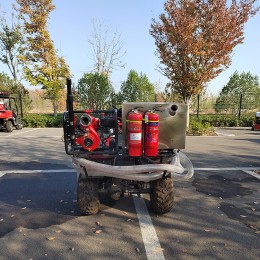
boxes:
[118,70,155,102]
[215,71,260,115]
[16,0,70,116]
[150,0,259,112]
[0,13,28,116]
[77,73,114,110]
[0,72,15,91]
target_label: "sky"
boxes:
[1,0,260,95]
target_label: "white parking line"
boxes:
[3,128,39,137]
[0,169,75,175]
[215,132,235,136]
[133,195,165,260]
[194,167,260,171]
[242,170,260,180]
[1,167,260,179]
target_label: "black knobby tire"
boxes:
[77,174,100,215]
[150,177,174,215]
[6,121,13,132]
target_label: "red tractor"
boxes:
[63,79,193,215]
[0,92,23,132]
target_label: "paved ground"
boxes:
[0,127,259,260]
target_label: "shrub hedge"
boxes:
[22,113,63,128]
[190,114,255,127]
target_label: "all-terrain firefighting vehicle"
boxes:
[252,111,260,131]
[63,79,193,215]
[0,92,23,132]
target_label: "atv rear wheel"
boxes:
[6,121,13,132]
[77,174,100,215]
[150,177,174,215]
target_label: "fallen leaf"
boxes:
[0,219,3,222]
[255,230,260,234]
[154,247,164,252]
[247,224,257,231]
[123,211,128,215]
[250,208,256,212]
[21,207,26,210]
[127,218,134,222]
[135,248,140,253]
[240,215,247,218]
[94,229,102,234]
[253,202,258,205]
[95,221,102,226]
[11,215,15,218]
[47,237,56,241]
[204,229,211,232]
[55,230,62,233]
[27,200,32,202]
[70,247,75,251]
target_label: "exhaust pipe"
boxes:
[72,151,194,182]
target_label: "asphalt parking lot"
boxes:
[0,127,259,260]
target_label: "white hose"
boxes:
[171,150,194,179]
[72,150,194,181]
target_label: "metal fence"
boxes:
[190,92,260,118]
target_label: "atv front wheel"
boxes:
[6,121,13,132]
[77,174,100,215]
[150,177,174,215]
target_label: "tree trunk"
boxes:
[53,100,58,117]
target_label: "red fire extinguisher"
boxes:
[127,110,143,156]
[144,112,159,156]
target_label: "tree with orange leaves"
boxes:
[150,0,259,110]
[16,0,70,117]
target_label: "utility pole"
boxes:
[238,93,243,118]
[197,94,200,118]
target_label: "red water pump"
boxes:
[127,109,159,157]
[75,111,100,151]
